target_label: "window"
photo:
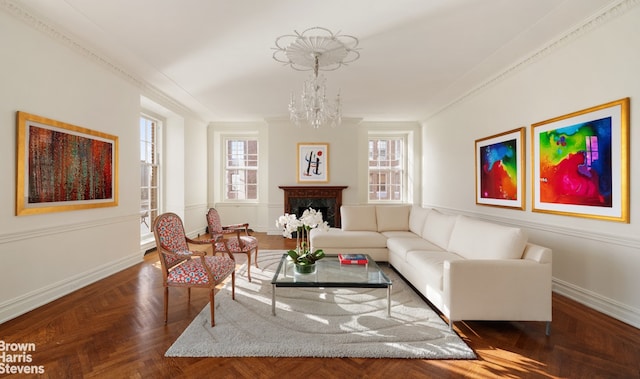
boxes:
[225,139,258,200]
[140,115,160,238]
[368,137,404,201]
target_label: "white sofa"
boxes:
[310,205,552,333]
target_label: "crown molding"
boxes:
[430,0,640,120]
[0,0,206,122]
[3,0,638,124]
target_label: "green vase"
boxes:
[295,262,316,274]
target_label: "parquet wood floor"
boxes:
[1,233,638,378]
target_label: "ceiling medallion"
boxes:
[273,27,360,128]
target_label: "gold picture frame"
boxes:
[531,98,629,222]
[16,111,119,215]
[475,127,526,210]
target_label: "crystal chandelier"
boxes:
[273,27,360,128]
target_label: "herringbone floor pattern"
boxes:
[1,233,638,378]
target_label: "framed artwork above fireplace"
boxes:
[297,142,329,183]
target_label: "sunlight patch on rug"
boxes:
[165,250,476,359]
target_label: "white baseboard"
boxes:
[0,251,142,324]
[553,278,640,329]
[140,237,155,253]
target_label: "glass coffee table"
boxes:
[271,253,393,316]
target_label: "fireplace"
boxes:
[279,186,348,227]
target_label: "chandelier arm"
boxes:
[273,26,359,128]
[313,55,319,78]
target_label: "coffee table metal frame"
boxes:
[271,253,392,316]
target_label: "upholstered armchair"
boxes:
[206,208,259,281]
[153,212,235,327]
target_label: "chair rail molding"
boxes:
[0,214,138,244]
[428,205,640,249]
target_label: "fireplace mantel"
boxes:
[279,186,348,227]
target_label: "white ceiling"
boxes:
[17,0,618,122]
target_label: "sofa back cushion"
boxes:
[421,210,457,250]
[409,206,431,235]
[341,205,377,231]
[376,205,411,232]
[448,215,527,260]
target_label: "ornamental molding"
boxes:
[2,0,638,122]
[432,0,640,119]
[0,0,200,120]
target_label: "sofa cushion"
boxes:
[421,210,457,250]
[405,250,465,291]
[376,205,411,232]
[341,205,377,231]
[387,236,444,262]
[380,231,418,239]
[409,206,431,235]
[310,228,387,248]
[448,215,527,260]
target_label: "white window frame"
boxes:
[367,134,407,203]
[223,137,259,202]
[140,114,162,243]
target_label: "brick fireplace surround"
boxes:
[279,186,348,228]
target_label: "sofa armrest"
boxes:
[443,259,552,322]
[522,243,552,264]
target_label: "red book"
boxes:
[338,254,368,265]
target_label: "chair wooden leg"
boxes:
[164,287,169,324]
[209,289,215,327]
[187,287,191,303]
[231,271,236,300]
[246,252,252,282]
[254,248,259,268]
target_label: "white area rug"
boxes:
[165,251,476,359]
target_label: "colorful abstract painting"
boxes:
[16,112,118,215]
[28,125,113,203]
[480,139,517,200]
[475,128,525,209]
[538,118,611,207]
[532,98,629,222]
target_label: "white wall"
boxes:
[209,119,422,234]
[0,5,209,323]
[183,117,209,236]
[0,10,141,322]
[265,118,362,233]
[163,115,185,218]
[208,121,269,231]
[423,6,640,328]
